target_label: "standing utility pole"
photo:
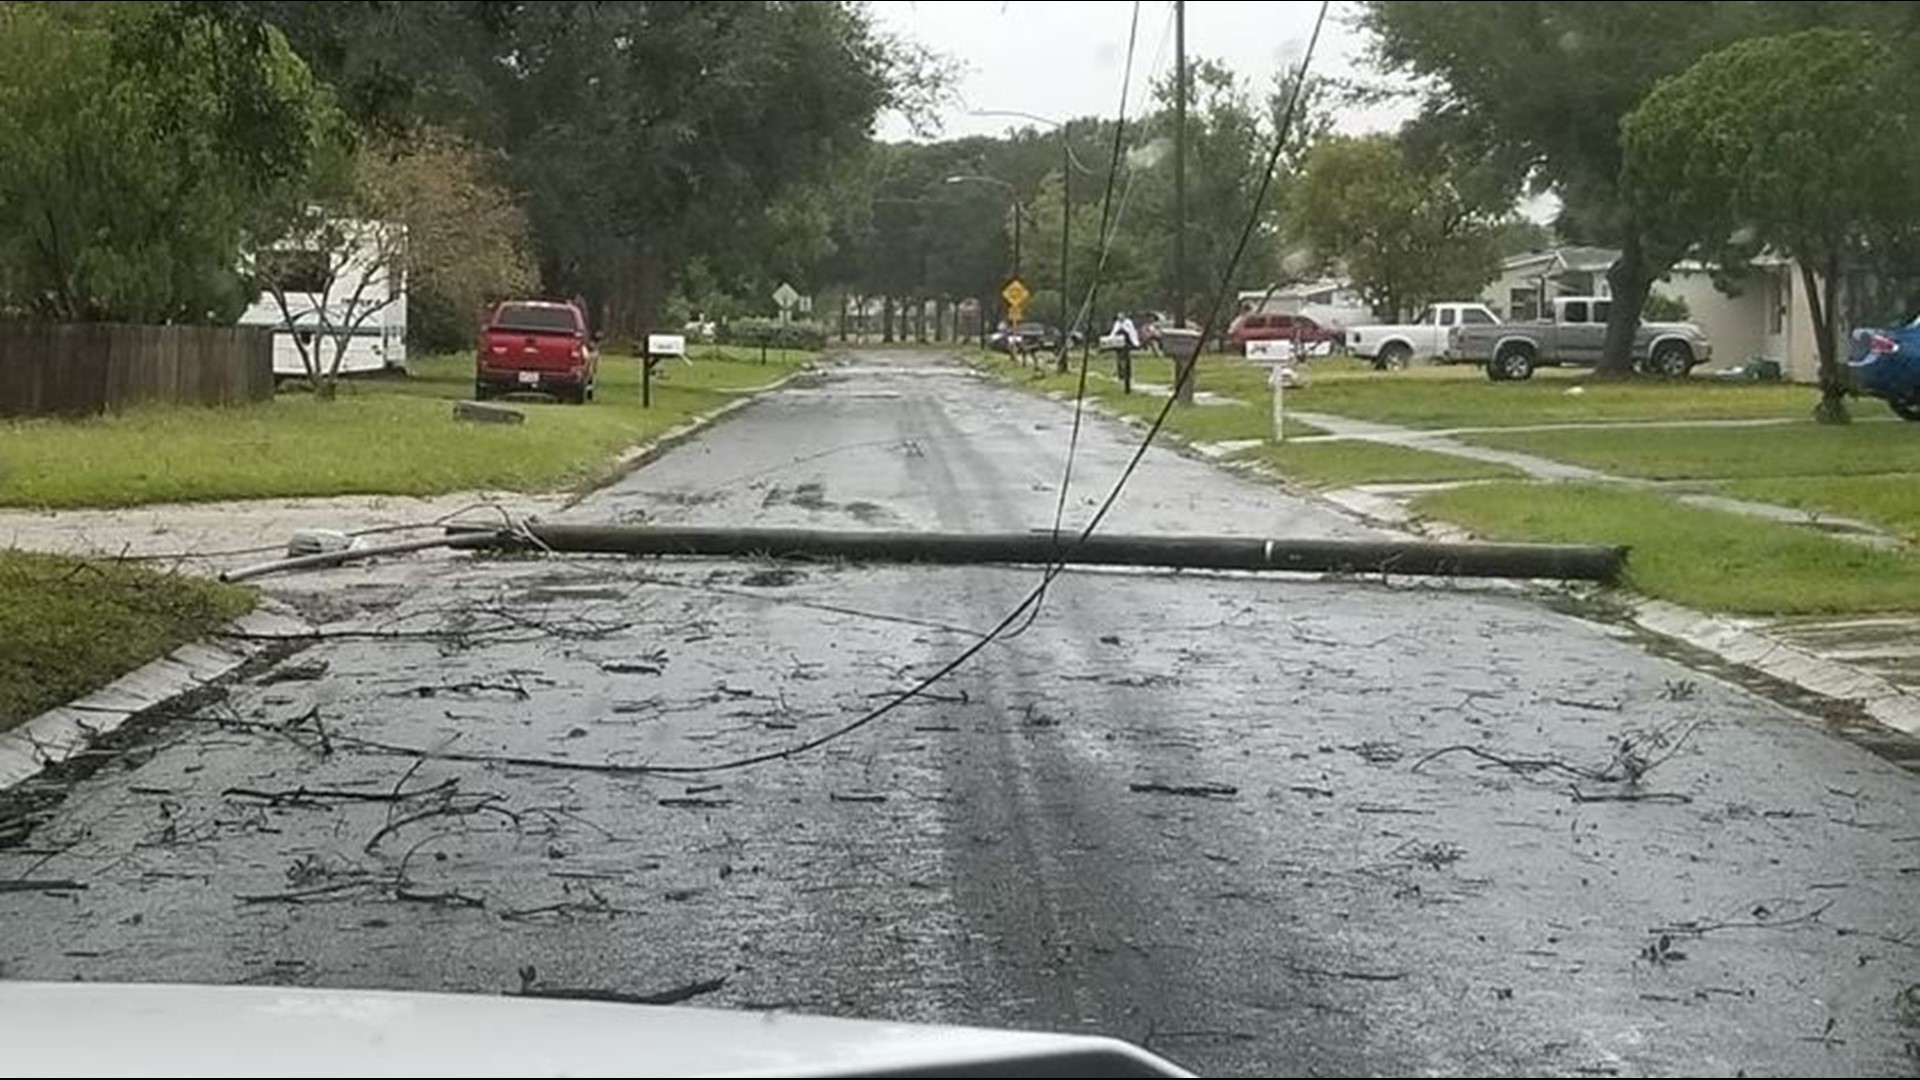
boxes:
[1058,133,1072,373]
[1011,203,1023,281]
[1172,0,1195,403]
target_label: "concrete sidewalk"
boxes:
[1279,410,1896,546]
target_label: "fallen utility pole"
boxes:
[473,524,1626,582]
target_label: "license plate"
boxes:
[517,371,540,385]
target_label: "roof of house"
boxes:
[1238,278,1356,303]
[1500,246,1621,275]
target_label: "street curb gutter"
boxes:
[1629,599,1920,737]
[0,602,309,793]
[561,364,818,509]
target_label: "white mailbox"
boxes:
[1244,339,1296,363]
[646,333,687,357]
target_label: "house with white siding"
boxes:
[1483,245,1840,382]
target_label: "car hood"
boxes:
[0,982,1192,1079]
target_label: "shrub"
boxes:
[718,317,827,351]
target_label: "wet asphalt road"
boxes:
[4,350,1919,1077]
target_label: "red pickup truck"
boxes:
[474,300,598,404]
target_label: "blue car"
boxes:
[1849,316,1920,420]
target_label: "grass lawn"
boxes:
[1722,475,1920,542]
[1413,482,1920,615]
[1238,440,1523,489]
[0,348,812,508]
[0,551,253,732]
[970,349,1323,440]
[1462,422,1919,481]
[1286,362,1815,430]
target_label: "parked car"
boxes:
[474,300,598,404]
[989,322,1075,354]
[1348,302,1502,370]
[1442,295,1712,381]
[1848,316,1920,419]
[1224,311,1343,356]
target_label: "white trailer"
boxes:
[239,218,408,379]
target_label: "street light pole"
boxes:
[969,110,1096,373]
[945,173,1027,328]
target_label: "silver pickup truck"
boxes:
[1442,296,1713,380]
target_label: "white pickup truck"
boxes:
[1346,302,1503,370]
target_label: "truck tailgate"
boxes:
[482,329,579,371]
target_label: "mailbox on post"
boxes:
[1243,339,1295,364]
[1157,327,1203,403]
[642,333,687,408]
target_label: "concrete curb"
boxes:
[0,365,823,793]
[1629,599,1920,736]
[561,365,817,510]
[0,600,310,792]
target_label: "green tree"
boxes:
[368,128,539,353]
[1136,59,1281,323]
[1360,1,1748,376]
[253,1,946,337]
[251,121,540,393]
[1288,134,1501,320]
[1622,28,1920,422]
[0,2,331,323]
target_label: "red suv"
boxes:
[475,300,598,404]
[1224,311,1342,355]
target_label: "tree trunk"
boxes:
[882,296,895,343]
[1597,230,1653,379]
[1802,257,1851,424]
[602,248,668,342]
[838,294,849,343]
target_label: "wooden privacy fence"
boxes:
[0,323,274,417]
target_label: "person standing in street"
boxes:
[1110,311,1140,393]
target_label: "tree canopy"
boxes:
[1359,1,1748,374]
[1622,28,1920,421]
[0,2,333,323]
[1288,134,1502,321]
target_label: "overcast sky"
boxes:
[868,1,1564,223]
[868,1,1411,142]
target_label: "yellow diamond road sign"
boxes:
[1000,278,1030,308]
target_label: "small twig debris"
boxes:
[1129,781,1237,799]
